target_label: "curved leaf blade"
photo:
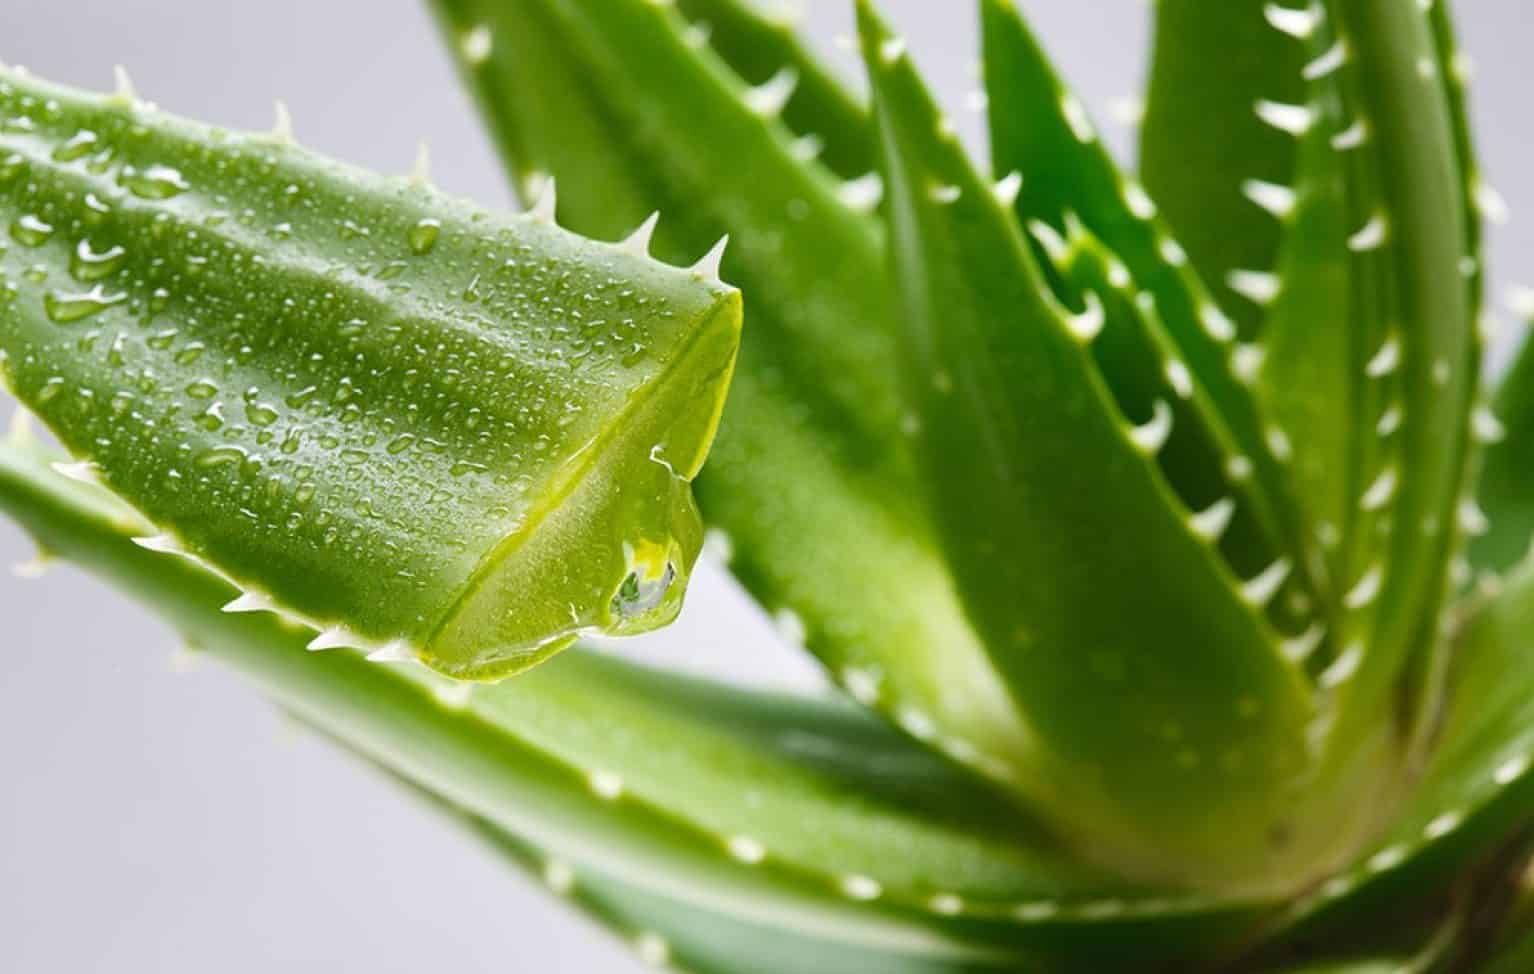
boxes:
[857,0,1337,897]
[672,0,877,180]
[1273,559,1534,943]
[1303,0,1479,786]
[0,434,1275,972]
[1138,0,1307,330]
[428,0,1042,785]
[0,67,740,680]
[978,0,1328,616]
[1473,318,1534,577]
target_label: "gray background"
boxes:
[0,1,1529,971]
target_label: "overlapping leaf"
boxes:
[0,67,740,680]
[854,0,1351,897]
[0,432,1279,973]
[428,0,1041,789]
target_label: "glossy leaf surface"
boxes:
[0,67,740,679]
[0,432,1278,973]
[429,0,1039,785]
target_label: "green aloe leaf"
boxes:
[429,0,1041,786]
[1036,217,1311,632]
[0,66,740,680]
[1247,16,1357,596]
[1299,0,1479,781]
[1472,316,1534,577]
[854,0,1358,897]
[402,790,1010,974]
[415,794,1268,974]
[978,0,1326,622]
[671,0,877,179]
[0,432,1276,973]
[1138,0,1307,331]
[1271,557,1534,944]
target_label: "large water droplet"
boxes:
[194,403,225,432]
[195,445,247,469]
[121,163,189,200]
[408,218,441,256]
[246,402,280,427]
[71,239,127,281]
[44,285,126,323]
[610,539,676,621]
[52,129,100,163]
[10,215,54,247]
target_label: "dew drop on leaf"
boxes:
[43,285,126,323]
[52,129,100,162]
[120,163,189,200]
[408,218,441,256]
[70,239,127,281]
[10,214,54,247]
[195,445,246,469]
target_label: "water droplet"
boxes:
[195,445,246,469]
[43,285,126,323]
[408,218,440,255]
[386,433,416,455]
[10,215,54,247]
[83,193,112,218]
[120,163,189,200]
[194,403,225,432]
[186,379,219,400]
[52,129,100,162]
[70,239,127,281]
[245,402,279,427]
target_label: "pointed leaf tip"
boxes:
[691,235,729,281]
[744,67,798,118]
[529,176,557,222]
[270,99,294,143]
[111,65,136,103]
[410,140,432,186]
[222,591,278,615]
[620,211,661,256]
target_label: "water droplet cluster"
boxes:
[0,68,738,677]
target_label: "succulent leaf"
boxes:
[1027,216,1318,647]
[1138,0,1308,330]
[1273,557,1534,942]
[428,0,1041,783]
[1249,25,1358,598]
[0,435,1276,972]
[1298,0,1479,782]
[979,0,1327,616]
[855,0,1346,896]
[672,0,877,179]
[1474,320,1534,575]
[0,67,740,680]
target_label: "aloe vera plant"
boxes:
[5,0,1534,970]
